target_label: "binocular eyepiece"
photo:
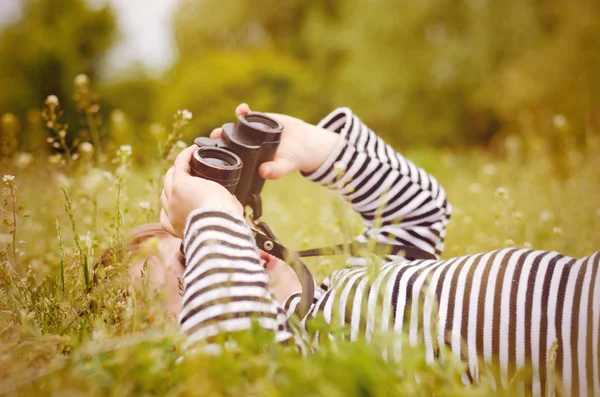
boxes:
[190,112,283,219]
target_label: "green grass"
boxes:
[1,132,599,396]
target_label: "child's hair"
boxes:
[95,223,170,281]
[94,223,184,315]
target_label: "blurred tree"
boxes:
[166,0,599,148]
[0,0,116,143]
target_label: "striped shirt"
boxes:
[179,108,600,396]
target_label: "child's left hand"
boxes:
[160,145,243,238]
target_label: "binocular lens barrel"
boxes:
[190,147,243,194]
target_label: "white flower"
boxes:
[47,154,62,165]
[79,142,94,155]
[174,140,187,151]
[3,175,15,183]
[494,187,509,200]
[118,145,132,157]
[74,74,89,86]
[139,201,151,210]
[46,95,59,106]
[553,114,567,129]
[333,161,346,173]
[482,164,497,176]
[468,183,481,194]
[54,173,72,189]
[552,226,563,236]
[14,153,34,169]
[178,109,192,121]
[539,210,553,222]
[0,233,11,245]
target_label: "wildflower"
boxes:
[553,114,567,130]
[102,171,115,182]
[3,174,15,183]
[150,123,165,138]
[118,144,132,157]
[333,161,346,173]
[0,233,11,244]
[468,183,481,194]
[79,142,94,155]
[539,210,553,222]
[553,227,563,236]
[54,173,72,189]
[513,211,523,222]
[504,239,516,247]
[139,201,151,210]
[74,74,90,87]
[45,95,59,107]
[174,140,187,151]
[482,164,497,176]
[14,152,34,169]
[177,109,193,121]
[523,241,533,249]
[47,153,62,165]
[494,187,509,201]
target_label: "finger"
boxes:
[209,127,223,139]
[160,208,177,237]
[163,167,174,198]
[173,145,198,177]
[259,157,296,180]
[235,103,251,118]
[160,190,169,215]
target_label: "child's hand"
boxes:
[210,103,340,180]
[160,145,243,238]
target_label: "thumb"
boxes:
[259,157,296,180]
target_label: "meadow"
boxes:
[1,97,599,396]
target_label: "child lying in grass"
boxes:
[135,103,599,396]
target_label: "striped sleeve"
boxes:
[303,108,452,258]
[179,209,293,346]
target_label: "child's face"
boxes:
[129,234,302,317]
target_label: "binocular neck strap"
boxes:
[297,243,436,261]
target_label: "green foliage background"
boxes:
[0,0,599,395]
[1,0,599,150]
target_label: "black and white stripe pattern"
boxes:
[305,108,451,258]
[180,108,599,396]
[180,209,292,346]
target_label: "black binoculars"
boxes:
[191,112,283,219]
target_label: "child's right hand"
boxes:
[210,103,340,180]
